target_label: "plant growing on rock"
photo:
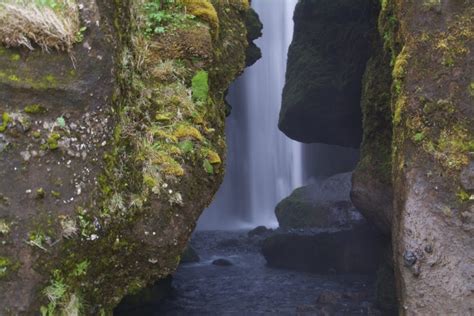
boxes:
[0,0,81,51]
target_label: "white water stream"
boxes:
[198,0,301,230]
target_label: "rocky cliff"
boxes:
[0,0,253,314]
[282,0,474,314]
[385,0,473,313]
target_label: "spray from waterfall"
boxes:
[198,0,301,230]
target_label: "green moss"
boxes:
[191,70,209,103]
[173,124,204,141]
[36,188,46,199]
[51,191,61,199]
[0,257,12,279]
[178,140,194,154]
[412,132,425,143]
[456,189,471,202]
[0,112,12,133]
[203,159,214,174]
[469,82,474,97]
[32,130,42,138]
[47,132,61,150]
[0,219,10,235]
[25,104,47,114]
[10,54,20,62]
[181,0,219,34]
[8,74,20,82]
[201,148,221,164]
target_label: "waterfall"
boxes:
[198,0,301,230]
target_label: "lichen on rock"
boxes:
[0,0,254,314]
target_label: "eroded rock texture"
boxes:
[279,0,377,147]
[355,0,473,313]
[386,0,474,313]
[0,0,253,314]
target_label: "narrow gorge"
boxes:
[0,0,472,315]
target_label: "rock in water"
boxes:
[275,172,363,229]
[248,225,271,237]
[212,258,233,267]
[261,224,386,274]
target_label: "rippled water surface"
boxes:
[130,231,381,315]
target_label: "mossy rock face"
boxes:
[381,0,474,314]
[244,8,263,67]
[351,27,394,235]
[0,0,254,314]
[279,0,378,147]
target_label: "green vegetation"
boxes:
[0,257,12,279]
[142,0,203,36]
[27,231,48,251]
[24,104,47,114]
[191,70,209,103]
[41,271,69,316]
[46,132,61,150]
[0,219,10,235]
[0,112,12,132]
[0,0,81,51]
[203,159,214,174]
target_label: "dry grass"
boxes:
[0,0,80,51]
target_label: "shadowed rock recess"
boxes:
[280,0,473,314]
[0,0,253,313]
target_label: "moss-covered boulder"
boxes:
[0,0,254,313]
[275,173,363,229]
[279,0,377,147]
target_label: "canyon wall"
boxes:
[281,0,474,314]
[0,0,253,313]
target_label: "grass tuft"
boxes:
[0,0,80,51]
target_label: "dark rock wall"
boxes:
[279,0,378,147]
[284,0,473,313]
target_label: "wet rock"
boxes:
[261,224,386,274]
[248,225,271,237]
[212,258,233,266]
[115,276,172,315]
[316,291,343,304]
[276,172,364,229]
[181,245,200,264]
[351,167,393,235]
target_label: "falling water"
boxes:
[198,0,301,230]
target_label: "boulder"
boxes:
[261,224,386,274]
[275,172,363,229]
[212,258,233,266]
[248,225,271,237]
[279,0,378,147]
